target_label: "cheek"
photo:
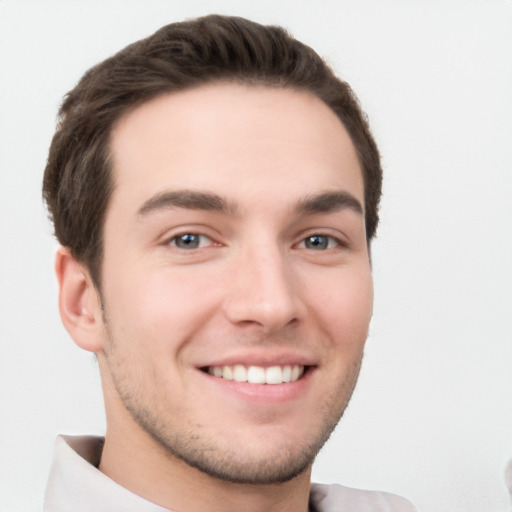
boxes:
[311,267,373,348]
[103,264,223,350]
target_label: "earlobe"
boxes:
[55,247,104,353]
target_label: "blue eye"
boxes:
[300,235,339,250]
[170,233,211,249]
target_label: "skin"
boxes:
[57,83,373,512]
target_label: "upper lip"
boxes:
[196,350,318,369]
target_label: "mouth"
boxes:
[201,364,308,385]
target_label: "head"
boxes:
[45,15,382,488]
[43,14,381,290]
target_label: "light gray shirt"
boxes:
[44,435,417,512]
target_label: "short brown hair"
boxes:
[43,14,382,288]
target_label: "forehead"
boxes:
[108,83,363,213]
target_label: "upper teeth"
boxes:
[207,364,304,384]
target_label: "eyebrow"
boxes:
[295,191,363,216]
[137,189,363,218]
[138,190,238,216]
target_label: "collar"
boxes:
[44,435,170,512]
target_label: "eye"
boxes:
[169,233,212,249]
[298,234,341,250]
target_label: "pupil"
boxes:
[177,234,199,248]
[306,235,327,250]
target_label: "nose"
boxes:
[222,243,305,333]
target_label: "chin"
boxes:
[160,435,321,485]
[130,405,342,485]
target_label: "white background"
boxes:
[0,1,511,511]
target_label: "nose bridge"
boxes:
[223,237,302,330]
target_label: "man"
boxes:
[42,14,415,512]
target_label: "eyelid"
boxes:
[294,227,349,248]
[296,234,344,250]
[168,233,214,249]
[157,224,222,249]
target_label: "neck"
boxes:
[99,423,312,512]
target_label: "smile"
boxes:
[206,364,305,385]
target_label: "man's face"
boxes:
[97,83,373,483]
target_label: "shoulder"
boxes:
[310,483,417,512]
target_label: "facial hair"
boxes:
[101,310,363,485]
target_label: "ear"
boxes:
[55,247,104,353]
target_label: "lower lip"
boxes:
[198,368,314,403]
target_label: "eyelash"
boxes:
[168,233,214,250]
[166,232,345,252]
[296,234,344,251]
